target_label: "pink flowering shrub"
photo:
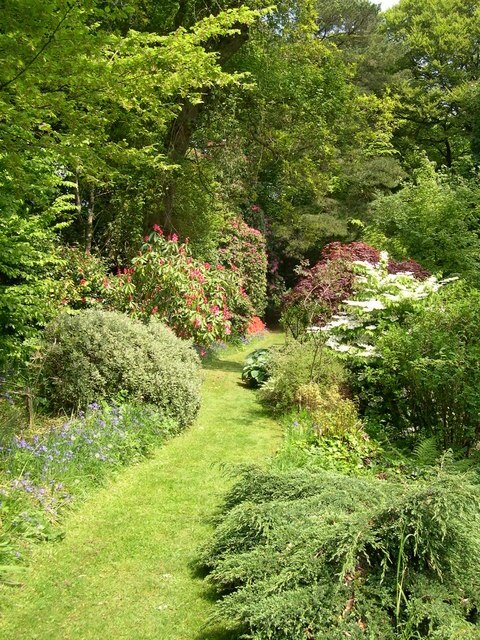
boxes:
[218,218,268,316]
[247,316,266,335]
[108,227,253,344]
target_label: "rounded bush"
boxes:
[40,310,201,426]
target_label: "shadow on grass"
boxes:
[195,625,243,640]
[202,357,243,374]
[187,563,244,640]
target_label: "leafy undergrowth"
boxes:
[0,333,283,640]
[201,463,480,639]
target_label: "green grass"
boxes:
[0,333,284,640]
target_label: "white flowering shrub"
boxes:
[318,252,456,358]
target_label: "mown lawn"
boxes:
[0,334,283,640]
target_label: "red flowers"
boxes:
[247,316,266,334]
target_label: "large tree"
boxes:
[384,0,480,168]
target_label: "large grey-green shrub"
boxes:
[40,310,201,426]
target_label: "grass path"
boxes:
[0,334,283,640]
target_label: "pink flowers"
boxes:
[153,224,163,235]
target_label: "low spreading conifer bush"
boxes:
[201,465,480,639]
[39,310,201,426]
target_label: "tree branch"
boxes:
[0,3,76,91]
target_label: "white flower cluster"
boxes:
[312,255,457,359]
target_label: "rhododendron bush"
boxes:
[218,218,268,316]
[108,227,254,344]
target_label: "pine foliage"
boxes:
[201,466,480,639]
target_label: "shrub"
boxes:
[274,414,384,475]
[320,253,453,359]
[242,348,274,388]
[363,283,480,450]
[201,465,480,639]
[258,339,346,414]
[108,227,254,344]
[296,385,361,438]
[58,246,109,310]
[282,259,356,337]
[218,218,268,317]
[39,310,201,426]
[281,242,429,339]
[247,316,266,335]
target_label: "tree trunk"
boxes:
[74,168,82,222]
[85,186,95,254]
[147,23,251,230]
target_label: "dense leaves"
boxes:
[202,466,480,639]
[40,310,201,425]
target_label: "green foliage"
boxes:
[241,348,273,388]
[218,218,268,316]
[362,283,480,449]
[370,164,480,284]
[384,0,480,168]
[258,339,346,414]
[109,228,254,344]
[0,175,71,369]
[272,388,385,476]
[298,384,361,437]
[360,284,480,449]
[201,465,480,639]
[39,310,201,426]
[321,252,449,359]
[58,246,109,310]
